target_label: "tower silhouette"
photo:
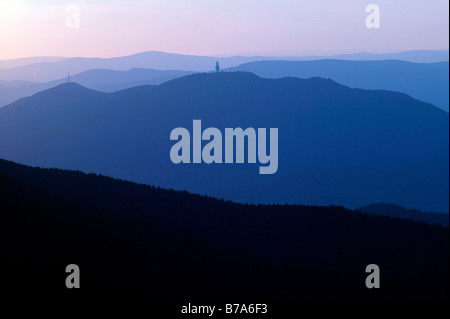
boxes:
[215,61,220,73]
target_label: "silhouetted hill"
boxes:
[1,158,448,299]
[228,60,450,112]
[0,73,448,212]
[0,68,193,107]
[359,203,449,227]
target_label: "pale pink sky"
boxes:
[0,0,448,59]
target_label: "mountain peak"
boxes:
[31,81,103,99]
[0,81,104,112]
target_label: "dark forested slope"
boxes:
[1,159,448,299]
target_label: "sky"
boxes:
[0,0,448,60]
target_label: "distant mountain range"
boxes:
[0,56,66,70]
[1,158,448,298]
[228,60,449,112]
[1,50,448,82]
[0,51,265,82]
[0,68,194,107]
[0,72,447,212]
[359,203,448,227]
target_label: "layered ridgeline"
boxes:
[0,72,448,212]
[359,203,449,228]
[1,50,447,82]
[2,58,448,113]
[1,159,448,298]
[228,60,450,112]
[0,68,194,107]
[0,51,264,82]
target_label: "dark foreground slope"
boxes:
[1,159,448,300]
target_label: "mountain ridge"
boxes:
[0,68,193,108]
[228,60,450,111]
[0,72,448,212]
[1,50,448,82]
[358,203,448,227]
